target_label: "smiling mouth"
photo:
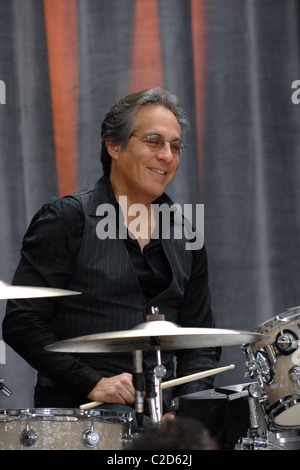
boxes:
[147,167,166,175]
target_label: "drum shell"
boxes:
[0,408,130,450]
[250,310,300,426]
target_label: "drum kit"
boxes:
[1,280,300,449]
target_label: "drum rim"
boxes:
[254,307,300,334]
[267,394,300,428]
[0,407,131,423]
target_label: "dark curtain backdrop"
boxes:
[0,0,300,409]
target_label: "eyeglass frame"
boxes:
[131,133,185,157]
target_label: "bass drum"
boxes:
[0,408,132,450]
[250,307,300,427]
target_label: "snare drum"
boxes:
[0,408,132,450]
[248,307,300,427]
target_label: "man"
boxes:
[2,88,220,425]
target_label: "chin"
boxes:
[149,188,166,202]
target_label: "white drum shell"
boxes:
[0,408,130,450]
[251,308,300,427]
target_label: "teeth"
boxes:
[149,167,166,175]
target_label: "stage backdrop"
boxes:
[0,0,300,409]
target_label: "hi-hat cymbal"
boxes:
[0,280,81,299]
[46,320,268,353]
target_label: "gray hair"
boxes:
[100,87,189,174]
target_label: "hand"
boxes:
[162,411,175,422]
[87,373,135,405]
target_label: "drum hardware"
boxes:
[145,345,167,424]
[235,383,291,450]
[235,425,300,451]
[147,306,165,322]
[213,382,278,449]
[242,344,269,397]
[82,426,100,448]
[20,426,38,447]
[276,332,299,354]
[136,309,168,426]
[236,307,300,449]
[274,315,299,354]
[133,349,145,428]
[235,433,287,450]
[121,414,134,448]
[289,366,300,385]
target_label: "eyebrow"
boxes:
[144,132,182,141]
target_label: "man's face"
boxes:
[109,105,182,204]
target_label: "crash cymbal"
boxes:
[46,320,268,353]
[0,280,81,299]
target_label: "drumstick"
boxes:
[79,364,235,409]
[160,364,235,389]
[80,400,103,410]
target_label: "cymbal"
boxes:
[46,320,268,353]
[0,280,81,299]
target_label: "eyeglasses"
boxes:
[131,134,184,157]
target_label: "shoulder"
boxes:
[27,191,90,240]
[40,185,97,222]
[34,194,84,226]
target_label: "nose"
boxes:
[156,142,174,163]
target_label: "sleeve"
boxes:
[173,245,221,397]
[2,198,102,397]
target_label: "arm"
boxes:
[2,198,135,403]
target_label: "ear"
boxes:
[105,141,121,161]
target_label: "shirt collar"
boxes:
[88,174,175,216]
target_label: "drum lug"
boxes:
[20,428,38,447]
[289,366,300,386]
[243,345,258,379]
[248,382,267,402]
[243,344,274,386]
[276,330,299,354]
[82,428,100,448]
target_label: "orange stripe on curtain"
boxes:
[130,0,164,92]
[191,0,207,194]
[44,0,78,197]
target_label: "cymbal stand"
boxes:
[234,383,284,450]
[146,341,166,424]
[145,307,166,423]
[236,345,285,450]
